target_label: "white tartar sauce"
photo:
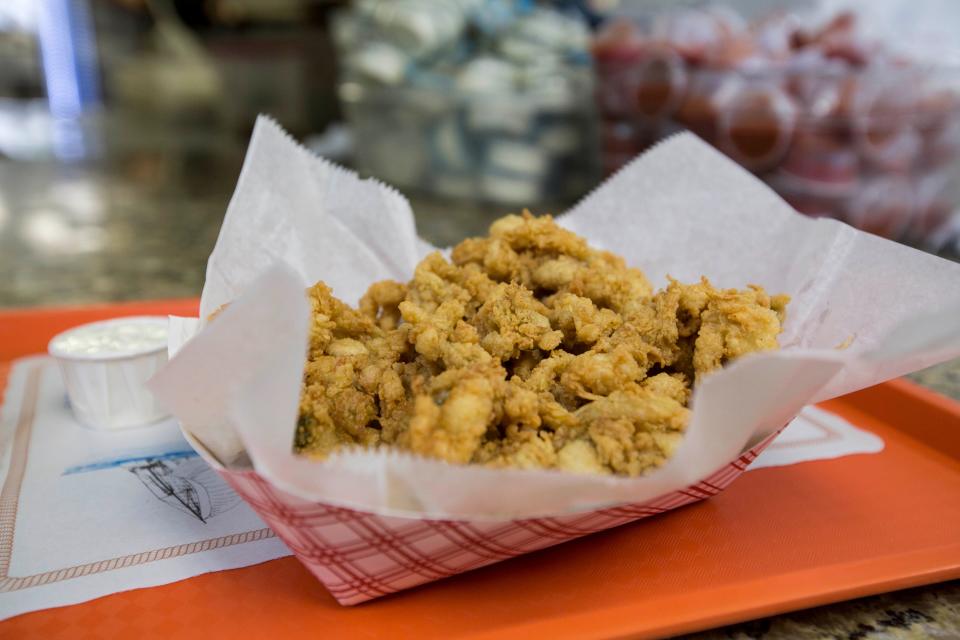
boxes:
[49,317,168,359]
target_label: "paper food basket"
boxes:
[211,433,771,605]
[150,117,960,606]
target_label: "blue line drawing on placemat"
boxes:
[63,450,198,475]
[63,451,241,523]
[129,457,242,522]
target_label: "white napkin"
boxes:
[149,116,960,520]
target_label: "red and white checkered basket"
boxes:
[215,434,775,605]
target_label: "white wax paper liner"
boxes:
[149,116,960,521]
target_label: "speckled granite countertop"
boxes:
[0,126,957,639]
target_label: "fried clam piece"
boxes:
[589,277,789,383]
[451,212,591,286]
[546,292,622,348]
[472,426,557,470]
[304,281,381,359]
[473,282,563,360]
[451,212,654,312]
[587,278,710,376]
[399,363,507,464]
[555,389,691,476]
[641,372,691,405]
[516,350,579,411]
[559,345,644,399]
[506,351,580,431]
[562,250,653,315]
[400,296,484,368]
[396,252,497,369]
[298,356,382,456]
[297,282,412,458]
[693,283,789,380]
[359,280,407,330]
[406,251,496,317]
[639,277,789,382]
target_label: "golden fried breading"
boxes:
[547,292,622,347]
[473,426,557,470]
[401,370,497,464]
[294,212,788,476]
[693,284,785,380]
[359,280,406,330]
[474,283,563,360]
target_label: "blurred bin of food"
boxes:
[592,0,960,248]
[333,0,598,207]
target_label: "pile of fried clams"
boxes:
[295,213,788,476]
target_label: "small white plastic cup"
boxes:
[47,316,170,430]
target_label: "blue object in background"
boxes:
[549,0,605,27]
[37,0,101,160]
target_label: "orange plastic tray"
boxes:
[2,300,959,639]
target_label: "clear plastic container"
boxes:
[339,80,598,206]
[333,2,599,208]
[592,2,960,247]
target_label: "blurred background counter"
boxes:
[0,1,958,637]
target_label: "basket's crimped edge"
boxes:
[216,429,776,605]
[254,115,440,253]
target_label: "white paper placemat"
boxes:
[0,357,290,621]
